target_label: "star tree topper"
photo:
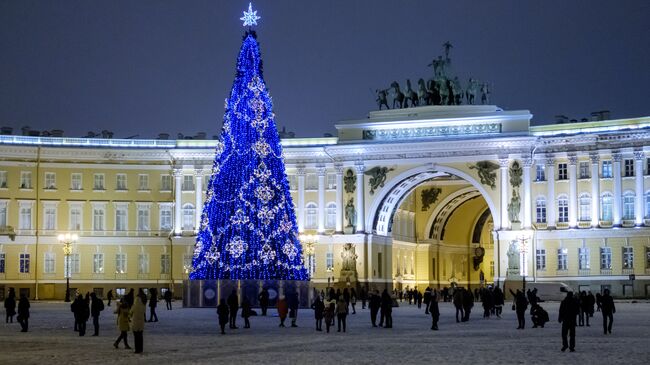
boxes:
[240,2,261,27]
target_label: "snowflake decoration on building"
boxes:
[282,240,298,260]
[226,236,248,258]
[240,2,261,27]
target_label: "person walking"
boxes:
[369,290,380,327]
[241,297,252,329]
[4,288,16,323]
[453,289,464,323]
[277,295,288,327]
[148,288,158,322]
[164,289,173,310]
[509,289,528,329]
[227,289,239,329]
[342,288,350,314]
[288,292,299,327]
[217,298,229,334]
[429,292,440,330]
[114,300,131,349]
[130,289,147,354]
[380,289,393,328]
[350,288,357,314]
[360,287,367,310]
[258,288,269,316]
[600,289,616,335]
[423,287,432,315]
[90,292,105,336]
[17,294,29,332]
[336,296,347,332]
[311,296,324,331]
[71,294,88,336]
[493,286,504,318]
[462,288,474,322]
[106,289,113,307]
[558,291,579,352]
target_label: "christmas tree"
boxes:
[190,5,308,281]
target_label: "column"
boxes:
[590,153,600,227]
[297,167,306,233]
[317,166,326,233]
[568,154,578,228]
[522,157,533,228]
[194,168,203,232]
[612,151,622,226]
[355,163,365,233]
[173,168,183,235]
[335,164,344,233]
[634,151,645,226]
[499,158,509,230]
[546,156,556,228]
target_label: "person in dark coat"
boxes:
[360,287,367,310]
[429,292,440,330]
[558,291,579,352]
[342,288,350,314]
[148,288,158,322]
[578,291,589,326]
[369,290,381,327]
[106,289,113,307]
[380,289,393,328]
[124,288,134,308]
[482,288,494,318]
[227,289,239,329]
[288,292,299,327]
[600,289,615,335]
[17,293,30,332]
[4,288,16,323]
[311,296,325,331]
[493,286,504,318]
[90,292,104,336]
[531,303,549,328]
[163,289,172,310]
[216,298,229,335]
[71,294,89,336]
[595,292,602,312]
[586,291,595,318]
[462,288,474,322]
[423,287,432,314]
[323,301,335,333]
[241,296,252,329]
[258,288,269,316]
[509,289,529,329]
[453,289,464,323]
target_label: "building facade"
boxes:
[1,105,649,299]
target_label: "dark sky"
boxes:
[1,0,648,139]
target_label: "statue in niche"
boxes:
[508,190,521,223]
[509,161,523,188]
[421,187,442,211]
[340,243,358,272]
[507,240,520,272]
[365,166,395,195]
[468,161,500,190]
[345,198,357,230]
[343,169,356,194]
[376,88,390,110]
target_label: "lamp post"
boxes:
[58,233,78,302]
[517,232,531,291]
[299,234,318,276]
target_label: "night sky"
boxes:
[1,0,648,139]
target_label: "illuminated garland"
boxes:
[190,31,309,281]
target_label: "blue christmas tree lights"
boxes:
[189,30,309,281]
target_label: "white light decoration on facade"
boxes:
[240,2,260,27]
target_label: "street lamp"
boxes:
[58,232,78,302]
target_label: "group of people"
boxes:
[558,289,616,352]
[3,288,30,332]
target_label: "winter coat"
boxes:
[115,304,130,332]
[130,298,146,332]
[217,303,229,325]
[17,297,30,319]
[380,291,392,313]
[227,292,239,311]
[241,300,252,318]
[311,299,325,319]
[4,296,16,316]
[323,303,335,323]
[558,295,580,326]
[336,299,347,314]
[277,298,288,319]
[91,296,105,317]
[600,294,616,314]
[429,299,440,320]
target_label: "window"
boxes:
[306,174,318,190]
[578,247,590,270]
[161,254,171,274]
[646,192,650,219]
[557,163,568,180]
[43,206,57,230]
[535,197,546,223]
[305,202,317,229]
[138,174,149,190]
[182,176,194,191]
[326,251,333,269]
[19,253,30,273]
[93,206,105,231]
[44,252,56,274]
[137,205,150,231]
[69,205,82,231]
[0,202,7,227]
[94,174,105,190]
[71,173,82,190]
[159,205,172,230]
[535,165,545,181]
[115,253,127,274]
[138,253,149,274]
[326,202,336,229]
[536,249,546,270]
[557,248,568,271]
[182,204,195,230]
[160,175,172,191]
[557,196,568,223]
[183,254,193,273]
[116,174,127,190]
[327,174,337,189]
[64,253,80,276]
[115,205,128,231]
[0,253,5,273]
[622,247,634,269]
[646,247,650,269]
[601,160,612,178]
[623,192,635,220]
[93,253,104,274]
[600,247,612,270]
[287,175,298,190]
[579,193,591,221]
[579,162,590,179]
[0,171,7,188]
[647,158,650,176]
[44,172,56,189]
[19,204,32,230]
[601,193,613,221]
[624,159,634,177]
[20,171,32,189]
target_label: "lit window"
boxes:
[622,247,634,269]
[115,253,127,274]
[71,173,83,190]
[600,247,612,270]
[601,193,613,221]
[535,165,545,182]
[601,161,612,178]
[45,172,56,189]
[557,196,568,223]
[44,252,56,274]
[93,253,104,274]
[536,197,546,223]
[579,193,591,221]
[325,202,336,229]
[182,204,195,230]
[536,249,546,270]
[578,247,590,270]
[557,248,568,271]
[305,202,317,229]
[623,192,635,220]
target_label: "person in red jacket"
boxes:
[277,295,288,327]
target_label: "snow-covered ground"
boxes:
[1,300,649,365]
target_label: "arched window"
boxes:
[305,202,317,229]
[557,195,569,223]
[579,193,591,222]
[536,197,546,223]
[182,203,195,231]
[601,193,613,222]
[325,202,336,229]
[623,191,635,220]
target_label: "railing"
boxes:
[534,222,548,230]
[137,273,150,280]
[114,273,127,280]
[578,221,592,229]
[599,221,613,228]
[622,220,636,227]
[622,268,635,275]
[556,222,569,229]
[600,269,613,275]
[18,273,33,280]
[35,230,171,238]
[159,274,171,280]
[578,269,591,276]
